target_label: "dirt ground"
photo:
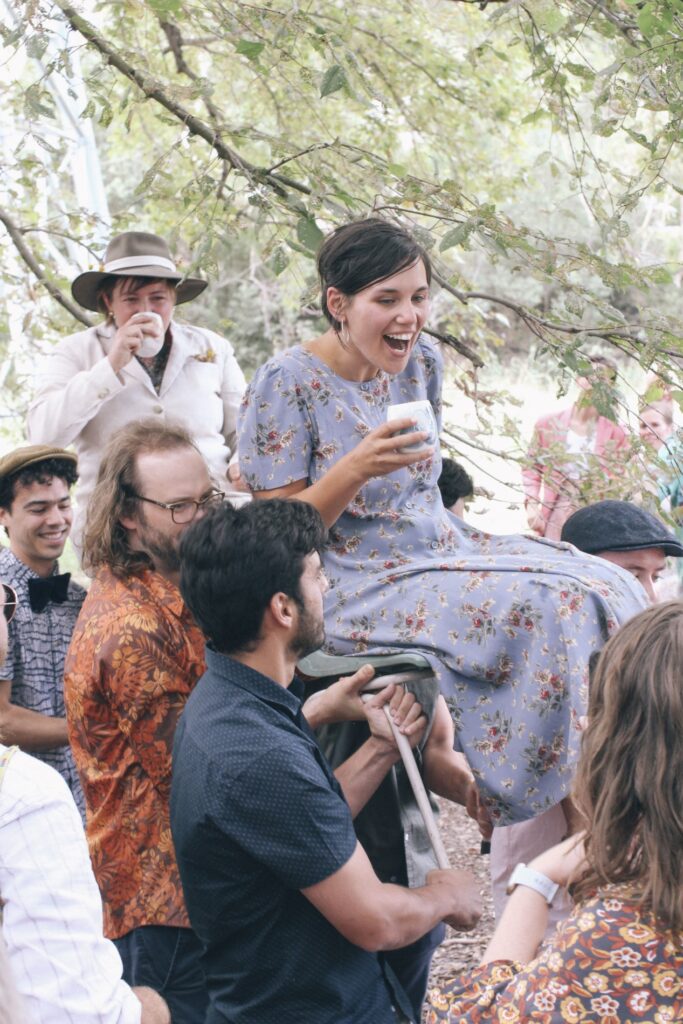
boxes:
[422,799,495,1019]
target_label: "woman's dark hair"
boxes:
[318,218,432,330]
[180,499,327,654]
[572,602,683,936]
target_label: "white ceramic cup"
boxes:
[387,399,438,452]
[131,311,165,358]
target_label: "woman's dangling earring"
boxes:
[338,319,350,349]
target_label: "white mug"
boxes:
[131,311,165,358]
[387,399,438,453]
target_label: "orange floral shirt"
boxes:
[65,567,206,939]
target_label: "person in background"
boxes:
[27,231,247,547]
[561,499,683,605]
[0,445,85,818]
[0,582,169,1024]
[489,499,683,931]
[437,457,474,518]
[638,399,674,452]
[172,499,481,1024]
[523,355,628,540]
[427,601,683,1022]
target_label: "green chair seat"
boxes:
[297,649,433,685]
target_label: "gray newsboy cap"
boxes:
[561,500,683,557]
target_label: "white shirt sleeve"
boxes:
[0,748,141,1024]
[26,329,125,449]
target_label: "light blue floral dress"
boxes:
[238,338,646,823]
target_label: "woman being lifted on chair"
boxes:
[238,218,645,831]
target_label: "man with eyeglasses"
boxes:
[0,445,86,819]
[64,420,226,1023]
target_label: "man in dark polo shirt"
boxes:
[171,499,481,1024]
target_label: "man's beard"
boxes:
[137,519,181,575]
[288,603,325,660]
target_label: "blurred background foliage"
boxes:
[1,0,682,515]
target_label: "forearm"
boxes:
[423,748,473,806]
[366,878,461,951]
[481,883,548,965]
[134,987,170,1024]
[334,737,399,817]
[0,702,68,750]
[255,451,367,528]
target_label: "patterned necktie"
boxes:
[27,573,71,613]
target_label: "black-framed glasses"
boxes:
[127,488,226,524]
[2,583,17,624]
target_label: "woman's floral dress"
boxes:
[238,339,645,823]
[426,888,683,1022]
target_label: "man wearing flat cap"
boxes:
[561,499,683,604]
[27,230,247,548]
[0,444,86,817]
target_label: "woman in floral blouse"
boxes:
[238,218,645,825]
[427,600,683,1022]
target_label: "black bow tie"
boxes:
[28,573,71,613]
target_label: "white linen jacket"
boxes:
[27,319,247,542]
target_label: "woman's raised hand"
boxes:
[345,417,435,484]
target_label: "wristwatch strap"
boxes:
[506,862,559,906]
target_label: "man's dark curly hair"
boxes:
[180,499,327,654]
[0,458,78,512]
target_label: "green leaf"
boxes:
[533,8,566,34]
[268,246,290,276]
[26,34,48,60]
[522,109,546,125]
[147,0,183,14]
[236,40,265,61]
[565,62,595,83]
[637,7,659,37]
[440,223,473,251]
[296,216,324,252]
[320,64,347,98]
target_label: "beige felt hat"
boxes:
[71,231,208,311]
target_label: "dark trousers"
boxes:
[114,925,209,1024]
[381,922,445,1022]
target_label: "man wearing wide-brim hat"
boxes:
[27,231,248,550]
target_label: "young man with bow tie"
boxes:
[0,444,86,818]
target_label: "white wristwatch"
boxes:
[506,862,559,906]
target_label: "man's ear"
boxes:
[0,507,11,537]
[268,591,296,631]
[118,510,138,532]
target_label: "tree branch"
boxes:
[54,1,312,200]
[0,206,94,327]
[423,326,484,368]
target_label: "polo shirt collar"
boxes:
[205,647,301,718]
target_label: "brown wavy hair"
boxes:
[571,601,683,937]
[82,419,198,579]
